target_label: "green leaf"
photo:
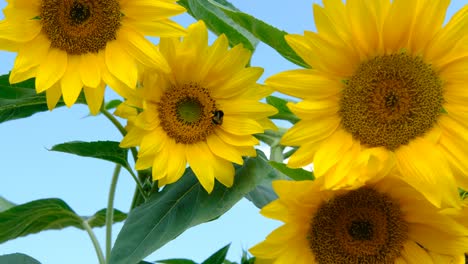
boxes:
[104,99,123,111]
[209,1,308,68]
[0,74,85,124]
[50,141,129,168]
[178,0,259,51]
[0,253,41,264]
[266,96,299,124]
[0,198,127,244]
[154,259,197,264]
[0,196,15,212]
[110,151,275,264]
[244,182,278,209]
[269,161,314,181]
[202,244,230,264]
[86,208,128,227]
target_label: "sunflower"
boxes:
[115,21,278,193]
[0,0,186,114]
[249,176,468,264]
[266,0,468,207]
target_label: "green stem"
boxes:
[82,220,106,264]
[127,167,147,201]
[105,165,121,263]
[100,107,138,162]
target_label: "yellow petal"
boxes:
[127,19,186,37]
[219,100,277,117]
[83,84,105,115]
[10,33,50,83]
[280,118,340,146]
[212,156,235,188]
[105,40,138,89]
[409,0,450,53]
[152,146,169,181]
[395,137,460,208]
[284,34,314,68]
[287,142,321,168]
[426,4,468,63]
[346,0,379,56]
[138,128,166,157]
[79,53,101,88]
[382,0,419,52]
[400,241,434,264]
[122,0,186,20]
[46,83,62,110]
[214,129,259,146]
[313,129,354,177]
[287,100,339,120]
[206,134,243,165]
[135,154,154,170]
[36,48,67,93]
[220,116,264,136]
[198,34,229,82]
[120,127,144,148]
[408,224,468,256]
[165,143,187,184]
[118,25,170,72]
[60,56,83,107]
[211,67,263,99]
[186,142,215,193]
[265,69,341,100]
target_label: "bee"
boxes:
[212,110,224,125]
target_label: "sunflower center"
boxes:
[41,0,121,54]
[157,83,221,144]
[349,221,373,241]
[70,2,90,25]
[339,53,443,150]
[308,187,408,264]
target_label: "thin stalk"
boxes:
[100,107,138,162]
[82,220,106,264]
[127,167,147,201]
[105,165,121,263]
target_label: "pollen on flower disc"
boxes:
[157,83,222,144]
[308,187,408,264]
[41,0,121,54]
[339,53,443,150]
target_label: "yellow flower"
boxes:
[0,0,186,114]
[250,177,468,264]
[116,21,278,193]
[267,0,468,207]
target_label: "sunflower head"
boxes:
[250,176,468,264]
[0,0,186,114]
[116,21,278,193]
[266,0,468,208]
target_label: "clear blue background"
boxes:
[0,1,465,263]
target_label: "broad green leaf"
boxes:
[202,244,230,264]
[209,1,308,68]
[269,161,314,181]
[0,196,15,212]
[0,74,85,124]
[0,198,127,244]
[154,259,197,264]
[244,183,278,209]
[50,141,129,168]
[178,0,258,51]
[266,96,299,124]
[0,253,41,264]
[110,151,275,264]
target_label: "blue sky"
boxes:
[0,1,466,263]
